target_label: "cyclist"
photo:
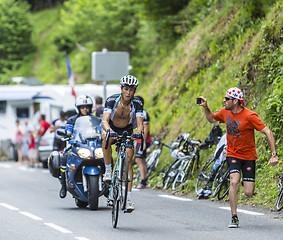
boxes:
[135,96,152,189]
[101,75,144,212]
[59,95,94,198]
[198,87,278,228]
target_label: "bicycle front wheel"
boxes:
[276,183,283,211]
[212,160,228,198]
[163,160,181,190]
[112,173,119,228]
[119,152,129,211]
[195,157,214,194]
[217,171,230,200]
[172,159,193,191]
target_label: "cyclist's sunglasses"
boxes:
[121,84,136,89]
[80,105,90,109]
[224,97,235,101]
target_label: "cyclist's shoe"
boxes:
[125,199,135,212]
[107,199,113,207]
[59,185,67,199]
[229,215,239,228]
[203,189,212,198]
[103,169,112,182]
[136,183,146,189]
[197,188,204,199]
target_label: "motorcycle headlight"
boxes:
[95,148,103,159]
[77,148,91,159]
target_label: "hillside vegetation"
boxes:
[1,0,282,209]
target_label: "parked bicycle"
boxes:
[134,138,172,182]
[275,173,283,211]
[105,130,143,228]
[163,133,201,191]
[195,133,227,199]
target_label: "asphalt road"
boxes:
[0,161,282,240]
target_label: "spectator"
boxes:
[37,114,51,138]
[95,96,104,118]
[22,118,33,164]
[15,119,24,164]
[27,130,37,168]
[50,111,67,151]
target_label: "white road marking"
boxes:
[219,206,264,216]
[0,203,19,210]
[158,194,193,201]
[19,211,43,220]
[0,163,12,168]
[44,223,72,233]
[75,237,91,240]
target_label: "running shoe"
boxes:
[229,215,239,228]
[136,183,146,189]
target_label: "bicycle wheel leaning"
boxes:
[163,160,181,190]
[195,157,214,194]
[112,171,119,228]
[119,151,129,211]
[217,170,230,200]
[172,158,194,191]
[276,176,283,211]
[212,160,229,199]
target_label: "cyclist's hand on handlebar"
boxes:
[109,131,118,138]
[131,132,141,140]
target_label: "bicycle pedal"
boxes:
[107,199,113,207]
[123,209,133,213]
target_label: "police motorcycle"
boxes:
[48,115,108,210]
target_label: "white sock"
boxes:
[105,164,112,172]
[128,191,132,200]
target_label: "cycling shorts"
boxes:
[135,142,150,159]
[109,121,134,150]
[226,157,256,182]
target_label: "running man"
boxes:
[198,87,278,228]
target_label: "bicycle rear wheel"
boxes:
[195,157,214,194]
[163,160,181,190]
[172,159,193,191]
[112,173,119,228]
[147,152,160,178]
[276,182,283,211]
[217,171,230,200]
[119,152,129,211]
[212,160,228,198]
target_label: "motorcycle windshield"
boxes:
[73,115,102,141]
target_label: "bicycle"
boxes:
[134,138,172,181]
[275,174,283,211]
[163,134,201,191]
[105,130,143,228]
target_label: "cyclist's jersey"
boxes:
[213,107,266,160]
[137,110,152,144]
[104,94,143,129]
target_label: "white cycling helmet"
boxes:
[120,75,139,87]
[75,95,93,113]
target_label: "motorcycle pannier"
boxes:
[48,151,62,178]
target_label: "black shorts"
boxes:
[53,137,66,151]
[226,157,256,182]
[109,121,134,150]
[135,142,150,159]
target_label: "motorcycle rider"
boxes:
[59,95,94,198]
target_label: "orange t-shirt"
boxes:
[213,107,266,160]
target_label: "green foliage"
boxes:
[0,0,35,82]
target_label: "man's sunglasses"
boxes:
[80,105,89,109]
[224,97,235,101]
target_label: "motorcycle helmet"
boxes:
[120,75,139,88]
[75,95,93,113]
